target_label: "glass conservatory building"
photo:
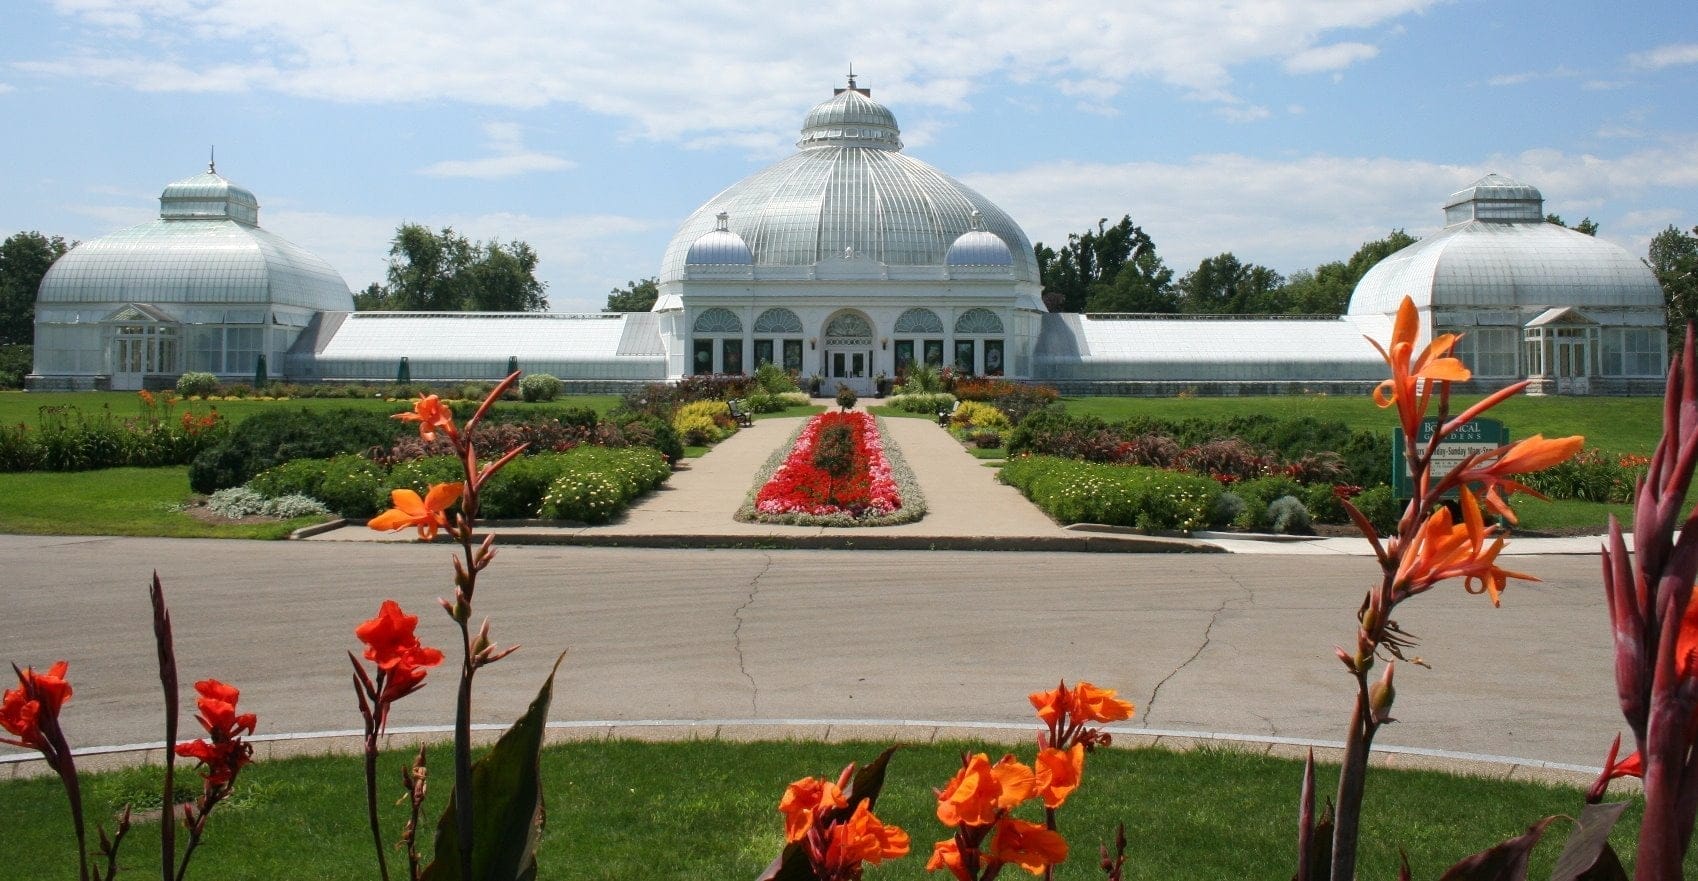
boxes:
[29,88,1666,396]
[29,164,355,390]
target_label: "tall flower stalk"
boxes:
[370,373,526,880]
[1593,323,1698,879]
[1320,296,1582,878]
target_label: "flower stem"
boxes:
[364,730,390,881]
[1329,679,1375,880]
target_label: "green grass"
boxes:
[0,466,320,538]
[0,738,1669,880]
[866,404,939,420]
[0,391,622,429]
[752,402,826,420]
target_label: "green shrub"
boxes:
[479,452,581,519]
[1519,447,1641,503]
[1302,482,1350,525]
[1230,475,1306,529]
[896,364,946,394]
[248,458,332,500]
[754,363,799,394]
[176,372,219,398]
[999,455,1221,531]
[1267,495,1313,535]
[0,344,30,390]
[381,455,465,508]
[1210,491,1246,528]
[672,400,733,445]
[532,446,671,523]
[538,471,624,523]
[188,408,404,493]
[519,373,562,402]
[314,454,390,518]
[887,392,955,415]
[1352,485,1400,535]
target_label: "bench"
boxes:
[728,398,754,427]
[937,399,959,427]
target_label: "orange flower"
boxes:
[1367,297,1472,441]
[823,801,910,867]
[779,776,846,842]
[1071,681,1134,723]
[925,839,972,881]
[936,753,1035,828]
[1451,434,1585,523]
[368,482,464,540]
[356,600,445,673]
[1028,681,1072,726]
[988,816,1069,875]
[0,661,71,752]
[1392,487,1534,606]
[1035,744,1085,808]
[393,394,457,442]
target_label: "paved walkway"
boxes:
[308,402,1622,556]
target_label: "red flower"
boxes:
[1,661,71,752]
[356,600,445,674]
[175,678,256,787]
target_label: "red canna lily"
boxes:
[1366,297,1472,441]
[778,775,846,843]
[368,482,464,541]
[821,801,910,868]
[176,679,256,787]
[356,600,446,673]
[1070,681,1134,723]
[987,816,1069,875]
[1,661,71,752]
[393,394,456,442]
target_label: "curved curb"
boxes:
[1,719,1607,787]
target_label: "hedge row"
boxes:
[999,455,1222,532]
[0,404,230,472]
[248,445,671,522]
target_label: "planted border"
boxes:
[737,414,926,527]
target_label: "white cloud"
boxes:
[1486,66,1576,87]
[1283,42,1378,74]
[1629,43,1698,69]
[0,82,15,94]
[959,136,1698,275]
[417,121,573,179]
[22,0,1440,143]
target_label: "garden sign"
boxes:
[1391,416,1509,499]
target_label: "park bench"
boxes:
[937,399,959,427]
[728,398,754,427]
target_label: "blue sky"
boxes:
[2,0,1694,312]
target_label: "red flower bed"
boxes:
[755,412,902,518]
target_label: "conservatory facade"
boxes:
[30,87,1666,396]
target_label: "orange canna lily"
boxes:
[393,394,457,442]
[925,839,972,881]
[1,661,73,752]
[1028,681,1072,726]
[778,776,846,842]
[1450,434,1584,523]
[1366,297,1472,441]
[823,801,910,867]
[988,816,1069,875]
[937,753,1035,828]
[1071,681,1134,723]
[368,482,464,540]
[1392,487,1535,606]
[1035,744,1085,808]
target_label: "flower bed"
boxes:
[738,412,925,526]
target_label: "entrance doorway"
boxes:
[824,347,873,396]
[1555,339,1590,395]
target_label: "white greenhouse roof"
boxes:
[1034,313,1389,382]
[308,312,666,381]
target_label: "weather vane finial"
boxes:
[208,145,216,174]
[846,63,856,90]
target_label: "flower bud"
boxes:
[1369,663,1396,725]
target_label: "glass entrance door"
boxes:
[825,348,872,396]
[1555,339,1590,395]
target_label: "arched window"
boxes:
[692,307,743,334]
[894,308,943,334]
[824,312,874,341]
[691,307,744,375]
[892,308,945,376]
[952,308,1005,377]
[752,308,804,372]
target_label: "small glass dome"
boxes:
[159,164,261,226]
[946,213,1013,267]
[685,212,754,265]
[798,86,902,150]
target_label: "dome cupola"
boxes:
[1443,173,1544,225]
[946,211,1014,267]
[159,160,261,226]
[797,75,903,150]
[685,212,754,266]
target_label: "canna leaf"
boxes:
[1549,802,1629,881]
[1433,815,1558,881]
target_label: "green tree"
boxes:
[375,224,548,312]
[1546,214,1600,236]
[1034,216,1161,313]
[352,281,390,311]
[1278,229,1417,315]
[604,277,659,312]
[1177,253,1286,313]
[0,231,72,344]
[1648,224,1698,352]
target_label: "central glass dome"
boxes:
[660,80,1038,285]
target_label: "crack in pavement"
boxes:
[733,553,774,715]
[1143,570,1256,726]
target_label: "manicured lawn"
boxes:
[0,391,623,429]
[866,404,937,420]
[0,467,321,539]
[752,402,826,420]
[0,738,1667,880]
